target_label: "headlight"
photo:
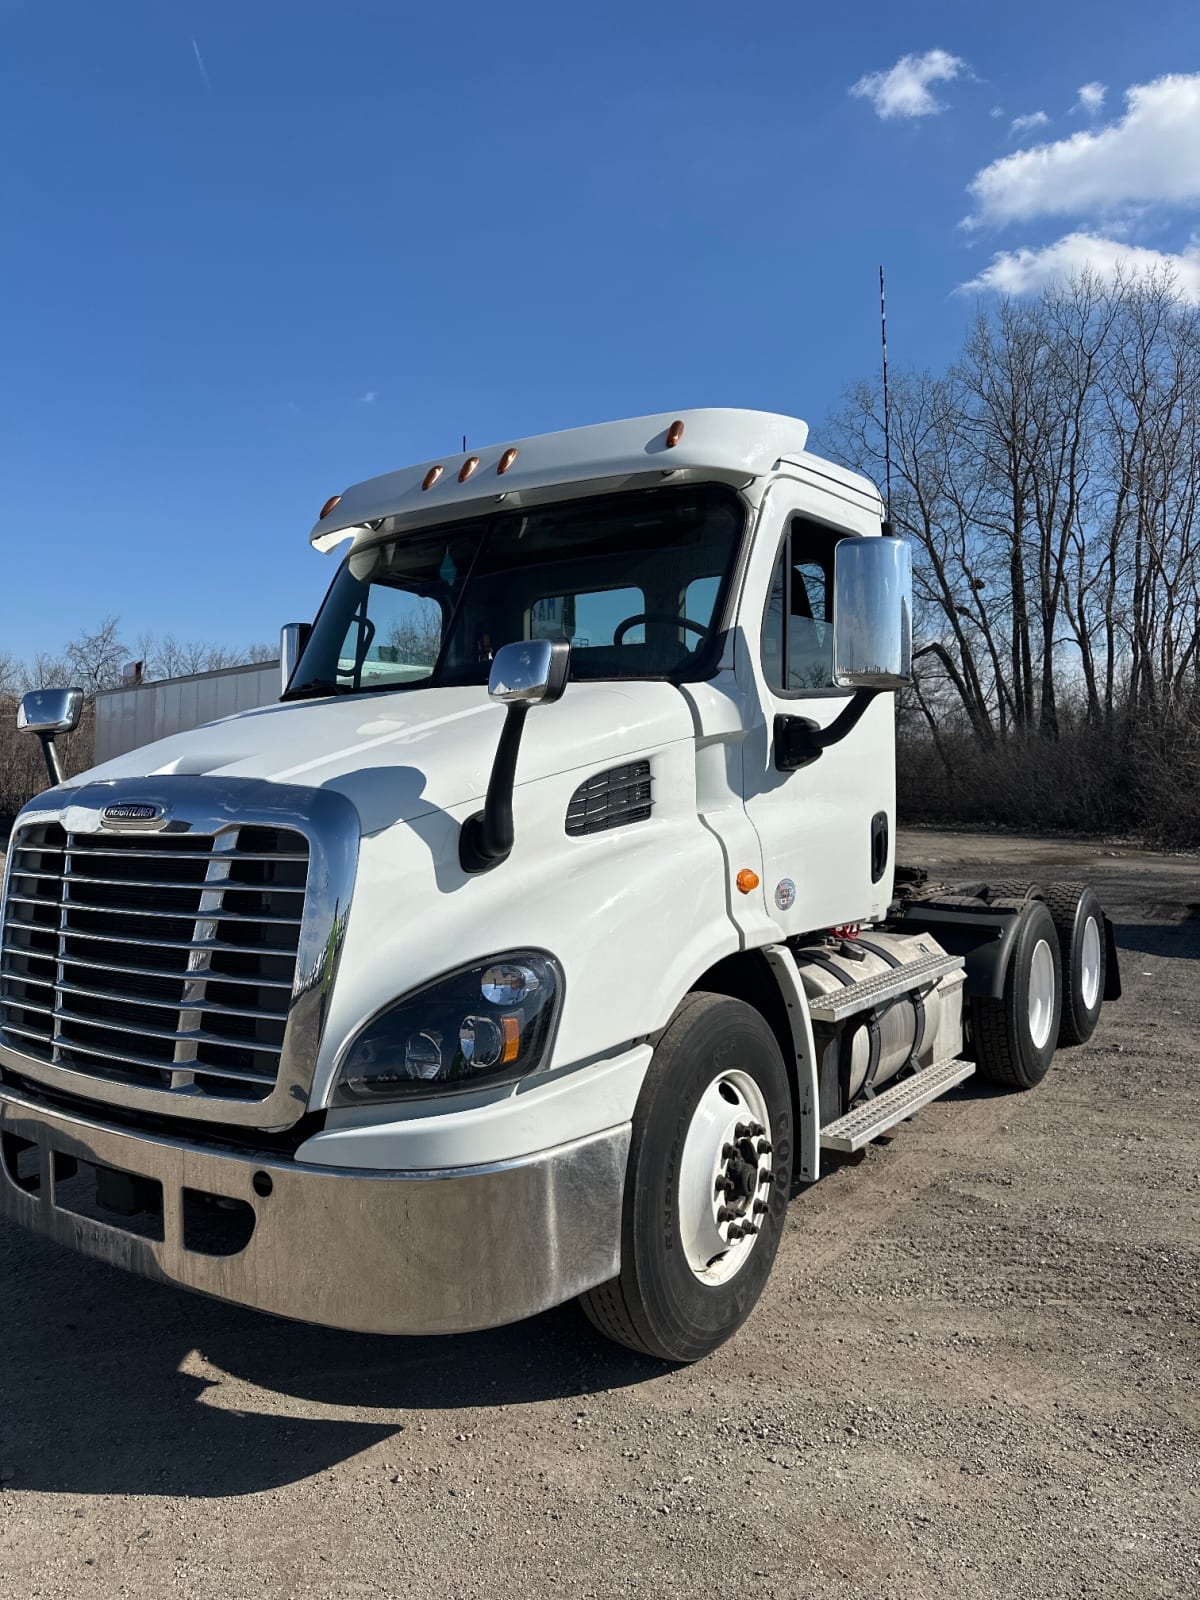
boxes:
[332,952,563,1104]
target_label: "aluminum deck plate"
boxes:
[819,1055,976,1153]
[807,950,964,1024]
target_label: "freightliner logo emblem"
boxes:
[101,802,168,829]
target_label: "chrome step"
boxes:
[819,1055,975,1153]
[807,950,964,1023]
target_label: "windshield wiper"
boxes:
[280,678,360,702]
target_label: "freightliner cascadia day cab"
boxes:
[1,411,1119,1362]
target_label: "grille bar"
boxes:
[1,820,309,1103]
[0,946,294,990]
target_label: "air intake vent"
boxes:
[566,762,653,837]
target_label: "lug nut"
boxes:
[757,1138,773,1155]
[722,1143,737,1160]
[726,1223,743,1240]
[734,1123,752,1139]
[741,1220,759,1236]
[757,1168,771,1186]
[717,1205,738,1222]
[747,1122,765,1138]
[753,1199,769,1215]
[715,1175,733,1195]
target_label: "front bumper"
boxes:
[0,1085,630,1334]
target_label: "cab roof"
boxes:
[309,408,880,551]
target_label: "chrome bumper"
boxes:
[0,1086,630,1335]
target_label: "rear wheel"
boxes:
[579,992,793,1362]
[970,899,1062,1090]
[1046,883,1106,1045]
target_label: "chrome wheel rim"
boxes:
[1028,937,1056,1050]
[1080,915,1102,1011]
[677,1069,773,1285]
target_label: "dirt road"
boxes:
[0,830,1197,1599]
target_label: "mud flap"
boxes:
[1103,915,1122,1001]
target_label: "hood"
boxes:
[77,682,694,835]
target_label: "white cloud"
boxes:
[1010,110,1050,138]
[958,232,1200,301]
[359,390,377,405]
[1075,81,1107,115]
[850,48,966,120]
[967,74,1200,225]
[989,105,1005,119]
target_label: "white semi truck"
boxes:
[1,410,1118,1361]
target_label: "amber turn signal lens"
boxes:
[422,465,444,491]
[736,869,760,894]
[500,1015,521,1064]
[318,494,342,520]
[497,447,518,475]
[666,419,685,448]
[458,456,480,483]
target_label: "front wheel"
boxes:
[579,992,793,1362]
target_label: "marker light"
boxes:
[319,494,342,520]
[666,419,685,448]
[736,869,760,894]
[422,465,444,491]
[497,448,519,475]
[458,456,480,483]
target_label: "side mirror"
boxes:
[460,640,571,873]
[832,535,912,689]
[488,639,570,707]
[280,622,312,695]
[18,687,84,787]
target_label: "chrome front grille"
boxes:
[0,822,309,1102]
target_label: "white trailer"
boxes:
[94,661,280,764]
[1,409,1119,1361]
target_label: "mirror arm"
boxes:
[38,733,65,787]
[459,703,531,874]
[774,688,883,772]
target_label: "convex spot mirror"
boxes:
[832,535,912,690]
[17,687,84,735]
[488,639,570,706]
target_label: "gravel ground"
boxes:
[0,828,1197,1599]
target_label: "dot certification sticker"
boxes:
[775,878,796,911]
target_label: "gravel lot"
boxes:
[1,829,1197,1599]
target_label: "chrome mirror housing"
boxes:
[832,536,912,689]
[280,623,312,695]
[488,639,570,707]
[18,687,84,736]
[18,686,85,788]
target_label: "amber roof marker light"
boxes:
[497,448,519,475]
[422,465,444,491]
[458,456,480,483]
[318,493,342,520]
[666,419,685,448]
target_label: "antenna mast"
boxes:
[879,264,893,527]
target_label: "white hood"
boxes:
[77,683,695,835]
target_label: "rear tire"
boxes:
[579,992,793,1363]
[970,899,1062,1090]
[1045,882,1106,1045]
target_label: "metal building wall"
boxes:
[94,662,281,764]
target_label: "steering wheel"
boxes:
[612,612,711,646]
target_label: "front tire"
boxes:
[579,992,793,1362]
[970,899,1062,1090]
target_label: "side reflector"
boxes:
[500,1016,521,1064]
[458,456,480,483]
[422,465,444,491]
[736,869,760,895]
[666,419,685,448]
[318,494,342,520]
[497,447,518,475]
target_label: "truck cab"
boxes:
[0,410,1115,1361]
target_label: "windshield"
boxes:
[286,484,745,696]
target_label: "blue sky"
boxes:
[2,1,1198,666]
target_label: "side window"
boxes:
[761,519,839,693]
[529,587,645,648]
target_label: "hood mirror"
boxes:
[18,687,84,787]
[280,622,312,695]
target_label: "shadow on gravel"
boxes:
[0,1236,666,1499]
[1112,911,1200,961]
